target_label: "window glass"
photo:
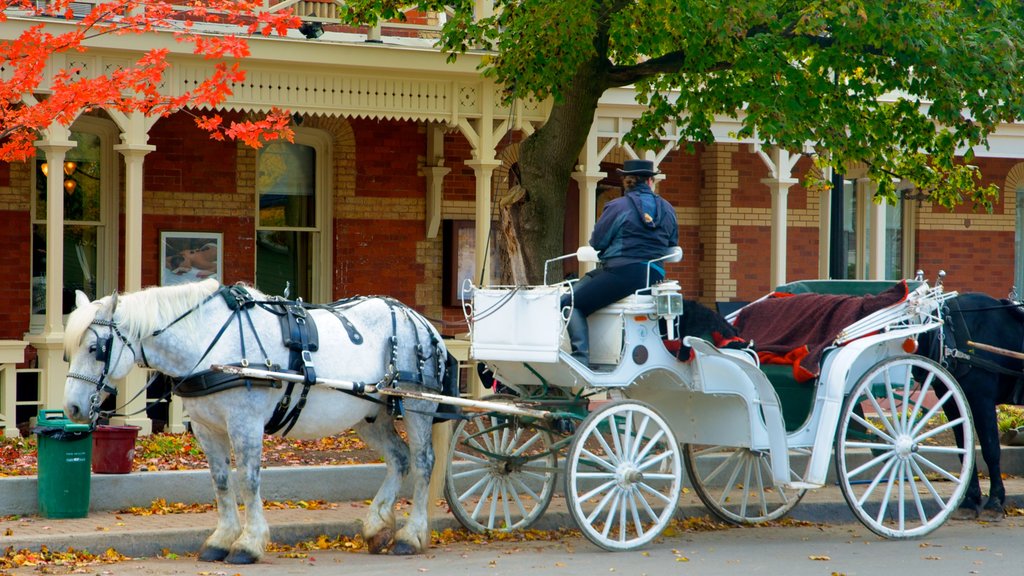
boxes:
[32,130,105,314]
[255,141,318,300]
[885,201,903,279]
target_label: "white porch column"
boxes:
[112,140,155,433]
[866,181,886,279]
[573,127,607,275]
[29,133,77,410]
[755,146,800,289]
[465,158,502,285]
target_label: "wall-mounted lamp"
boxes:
[299,20,324,39]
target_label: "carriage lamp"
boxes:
[652,281,683,316]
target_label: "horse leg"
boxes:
[973,404,1006,521]
[944,397,983,521]
[224,418,270,563]
[390,404,434,555]
[354,412,409,554]
[190,421,242,561]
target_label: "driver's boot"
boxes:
[567,309,590,366]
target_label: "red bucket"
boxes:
[91,425,141,474]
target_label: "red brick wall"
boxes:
[334,219,425,303]
[0,211,30,339]
[914,230,1015,295]
[659,146,703,293]
[144,112,242,193]
[348,118,426,199]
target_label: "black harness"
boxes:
[71,285,456,434]
[938,298,1024,404]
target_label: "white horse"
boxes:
[62,279,450,563]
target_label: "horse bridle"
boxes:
[66,317,137,421]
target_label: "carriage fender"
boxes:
[802,325,936,486]
[684,337,793,488]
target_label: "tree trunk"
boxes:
[500,58,607,284]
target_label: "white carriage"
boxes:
[444,247,975,550]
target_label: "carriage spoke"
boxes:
[589,486,619,529]
[606,414,626,463]
[908,390,955,438]
[849,411,897,444]
[855,457,897,507]
[636,447,673,473]
[905,371,934,432]
[866,392,900,440]
[634,483,664,521]
[499,479,514,529]
[470,478,497,524]
[905,459,934,522]
[578,447,618,474]
[630,415,652,462]
[915,416,968,444]
[911,450,963,483]
[873,458,901,524]
[909,455,949,508]
[882,368,904,435]
[580,479,618,504]
[702,449,745,484]
[628,487,645,539]
[456,474,493,502]
[509,430,544,457]
[633,428,666,465]
[847,449,896,480]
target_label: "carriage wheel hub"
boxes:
[895,435,916,459]
[617,465,643,486]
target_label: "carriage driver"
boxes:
[562,159,679,366]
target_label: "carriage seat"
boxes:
[575,246,683,366]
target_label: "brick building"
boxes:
[1,2,1022,435]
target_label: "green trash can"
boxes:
[34,409,93,519]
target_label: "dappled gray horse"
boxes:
[63,279,450,563]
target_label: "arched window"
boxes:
[254,128,331,301]
[30,116,118,326]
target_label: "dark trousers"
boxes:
[561,263,663,363]
[561,262,663,315]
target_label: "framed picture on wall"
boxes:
[160,231,223,287]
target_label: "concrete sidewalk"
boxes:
[1,450,1022,558]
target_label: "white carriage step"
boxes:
[785,481,824,490]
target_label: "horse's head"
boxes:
[63,290,137,424]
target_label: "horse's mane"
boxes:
[64,279,223,353]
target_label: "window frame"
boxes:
[28,116,120,332]
[253,127,332,302]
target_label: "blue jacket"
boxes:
[589,183,678,268]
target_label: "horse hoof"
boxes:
[979,508,1005,522]
[951,507,980,521]
[198,546,230,562]
[225,549,260,564]
[366,529,393,555]
[390,541,420,555]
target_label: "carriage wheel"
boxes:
[683,444,809,524]
[565,400,682,551]
[835,355,974,539]
[443,395,558,533]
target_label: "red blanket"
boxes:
[733,281,909,382]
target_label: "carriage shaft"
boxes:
[376,388,554,419]
[966,340,1024,360]
[210,364,554,419]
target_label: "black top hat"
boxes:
[617,159,660,178]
